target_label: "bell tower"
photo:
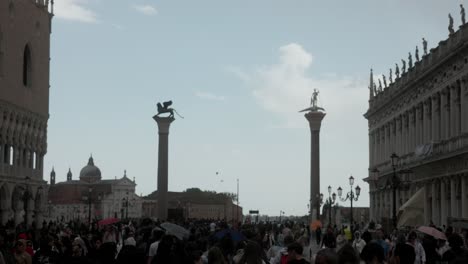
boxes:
[0,0,53,227]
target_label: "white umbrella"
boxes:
[397,187,425,228]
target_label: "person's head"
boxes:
[15,239,27,253]
[287,242,304,261]
[360,242,384,264]
[207,246,226,264]
[242,241,262,262]
[71,241,82,256]
[354,231,361,240]
[407,231,417,243]
[283,235,294,247]
[448,234,463,249]
[191,250,203,264]
[315,248,338,264]
[394,243,415,264]
[376,229,384,240]
[337,244,360,264]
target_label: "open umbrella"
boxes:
[417,226,446,240]
[161,222,190,240]
[98,217,120,226]
[214,229,245,242]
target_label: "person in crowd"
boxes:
[442,234,468,263]
[337,244,359,264]
[407,231,426,264]
[32,236,60,264]
[315,248,338,264]
[315,227,322,246]
[14,239,32,264]
[374,228,389,259]
[321,227,336,249]
[360,242,385,264]
[208,246,227,264]
[390,240,415,264]
[352,231,366,254]
[116,235,145,264]
[147,228,165,264]
[237,240,265,264]
[336,229,347,251]
[286,242,309,264]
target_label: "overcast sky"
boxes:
[45,0,466,216]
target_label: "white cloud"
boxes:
[195,91,226,101]
[54,0,98,23]
[133,5,158,16]
[235,43,368,128]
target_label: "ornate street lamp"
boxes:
[338,175,361,230]
[88,187,92,224]
[390,153,400,229]
[326,185,337,226]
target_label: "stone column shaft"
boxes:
[461,78,467,133]
[450,177,457,217]
[424,183,430,225]
[462,175,467,218]
[441,179,447,226]
[450,86,459,137]
[441,90,449,139]
[153,116,175,221]
[432,95,440,141]
[305,111,326,221]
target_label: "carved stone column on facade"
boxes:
[431,94,440,141]
[396,117,401,155]
[424,99,432,143]
[431,181,437,225]
[462,174,467,218]
[450,176,457,218]
[441,89,449,140]
[409,109,415,151]
[450,85,460,137]
[0,142,4,173]
[460,77,467,133]
[440,179,447,226]
[424,182,430,225]
[369,133,374,167]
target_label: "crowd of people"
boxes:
[0,218,467,264]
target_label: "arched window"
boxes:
[23,44,32,87]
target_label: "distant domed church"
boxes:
[48,156,142,222]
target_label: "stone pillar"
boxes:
[424,183,430,225]
[369,132,374,167]
[424,100,432,143]
[305,111,326,222]
[462,174,467,218]
[396,118,401,155]
[153,116,175,221]
[450,85,459,137]
[409,110,415,151]
[431,181,437,225]
[432,94,440,141]
[0,208,10,225]
[0,142,4,173]
[450,177,457,218]
[441,89,449,140]
[440,179,447,226]
[461,78,468,133]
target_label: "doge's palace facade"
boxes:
[364,14,468,227]
[0,0,52,227]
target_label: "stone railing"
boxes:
[370,133,468,179]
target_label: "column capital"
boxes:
[304,111,326,131]
[153,116,175,134]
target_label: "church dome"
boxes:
[79,156,101,183]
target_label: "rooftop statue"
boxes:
[156,100,184,119]
[389,69,393,83]
[401,59,406,73]
[299,89,324,112]
[373,81,377,95]
[449,13,455,34]
[415,46,420,61]
[422,38,428,55]
[462,4,466,25]
[383,75,387,88]
[408,52,413,68]
[395,64,400,78]
[378,79,383,92]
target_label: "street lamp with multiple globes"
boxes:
[279,210,285,222]
[325,185,337,226]
[337,176,361,229]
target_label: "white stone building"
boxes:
[364,16,468,227]
[48,156,143,222]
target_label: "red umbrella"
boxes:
[417,226,446,240]
[98,217,120,226]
